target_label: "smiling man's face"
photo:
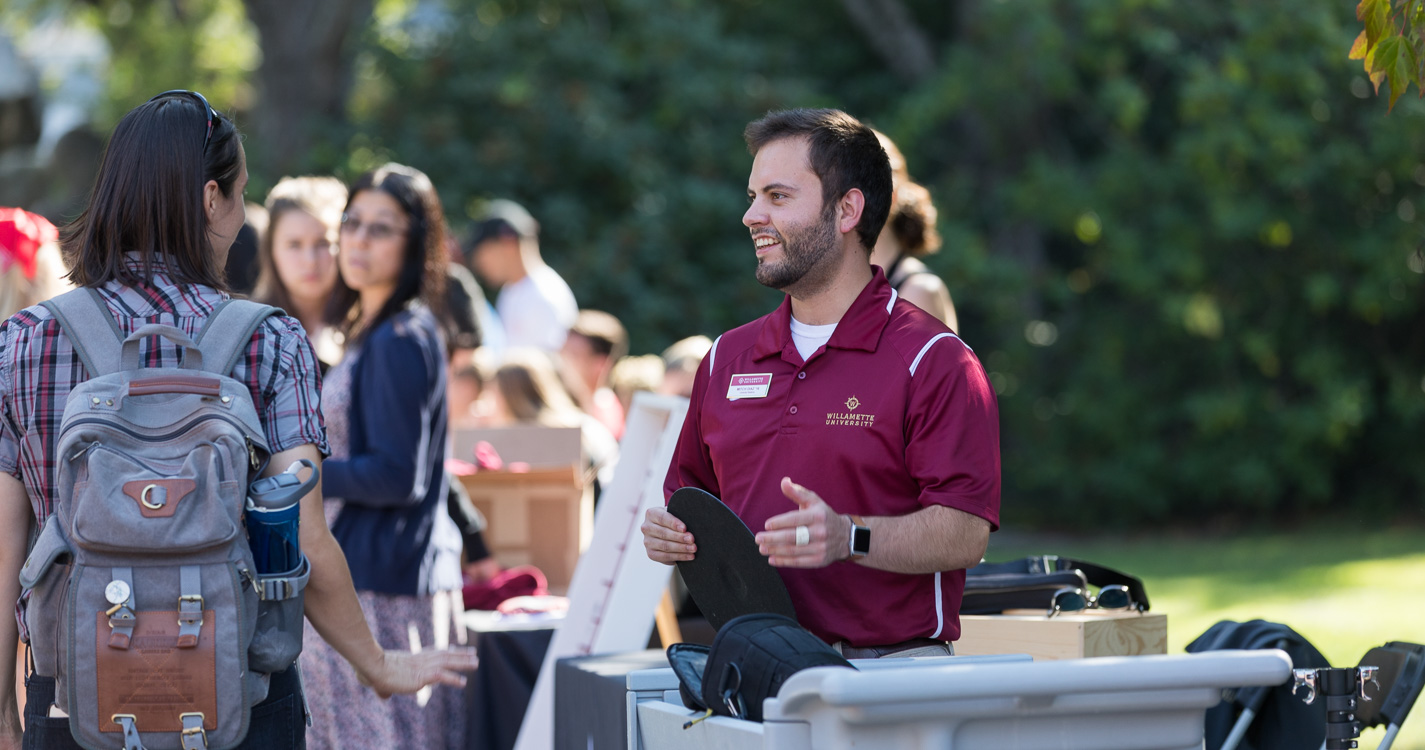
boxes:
[742,137,841,295]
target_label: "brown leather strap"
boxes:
[128,374,222,397]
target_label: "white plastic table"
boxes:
[628,650,1293,750]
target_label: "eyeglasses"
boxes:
[339,214,408,241]
[1047,584,1140,617]
[148,90,216,151]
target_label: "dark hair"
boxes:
[332,162,447,344]
[442,261,485,353]
[568,309,628,361]
[60,92,243,290]
[463,199,539,260]
[889,181,942,257]
[743,108,892,251]
[252,176,350,321]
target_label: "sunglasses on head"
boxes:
[1047,584,1139,617]
[148,90,216,151]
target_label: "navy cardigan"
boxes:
[324,305,462,596]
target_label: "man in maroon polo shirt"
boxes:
[641,108,1001,659]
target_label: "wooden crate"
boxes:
[956,610,1168,661]
[458,466,592,595]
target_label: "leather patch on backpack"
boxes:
[122,479,197,519]
[96,610,217,732]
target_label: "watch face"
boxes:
[851,525,871,556]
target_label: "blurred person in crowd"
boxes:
[251,177,348,366]
[465,200,576,353]
[444,227,503,353]
[870,130,958,331]
[658,334,712,399]
[0,93,473,750]
[0,207,70,317]
[560,309,629,439]
[642,109,999,658]
[609,353,665,415]
[224,201,267,294]
[444,260,489,365]
[448,348,496,430]
[489,348,618,492]
[438,256,502,585]
[300,163,467,750]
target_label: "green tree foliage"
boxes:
[67,0,258,129]
[57,0,1421,527]
[349,0,1425,527]
[890,0,1425,526]
[338,0,816,344]
[1351,0,1425,110]
[345,0,1425,527]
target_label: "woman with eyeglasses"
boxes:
[297,163,466,749]
[251,176,350,369]
[0,93,475,750]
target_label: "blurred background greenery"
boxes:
[2,0,1424,534]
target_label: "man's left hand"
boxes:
[755,477,851,568]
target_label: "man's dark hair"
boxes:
[743,108,892,251]
[60,93,244,290]
[569,309,628,362]
[463,199,539,260]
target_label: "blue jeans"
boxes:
[22,666,306,750]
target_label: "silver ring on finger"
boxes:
[795,525,810,547]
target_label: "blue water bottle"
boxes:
[245,459,318,575]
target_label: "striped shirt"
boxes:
[0,257,329,525]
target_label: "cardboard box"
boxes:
[459,467,592,595]
[956,610,1168,661]
[451,425,582,468]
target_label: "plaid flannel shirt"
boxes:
[0,257,329,527]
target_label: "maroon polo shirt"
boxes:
[664,269,1000,647]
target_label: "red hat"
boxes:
[0,207,59,280]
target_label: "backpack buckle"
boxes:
[180,712,208,750]
[177,595,204,648]
[107,607,136,649]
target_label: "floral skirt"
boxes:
[299,590,467,750]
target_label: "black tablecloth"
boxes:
[464,626,555,750]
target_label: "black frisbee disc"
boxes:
[667,486,796,631]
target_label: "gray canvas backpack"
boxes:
[18,288,311,750]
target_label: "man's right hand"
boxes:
[641,507,697,564]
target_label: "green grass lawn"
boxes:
[987,522,1425,749]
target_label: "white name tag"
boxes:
[727,373,773,400]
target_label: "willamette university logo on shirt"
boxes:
[826,395,875,427]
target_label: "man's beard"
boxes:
[754,211,839,295]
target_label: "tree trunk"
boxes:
[241,0,374,178]
[839,0,936,82]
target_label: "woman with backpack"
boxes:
[297,163,466,749]
[0,92,475,750]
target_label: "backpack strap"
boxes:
[114,714,145,750]
[37,288,125,378]
[195,299,282,376]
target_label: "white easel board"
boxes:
[512,391,689,750]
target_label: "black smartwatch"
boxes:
[847,515,870,560]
